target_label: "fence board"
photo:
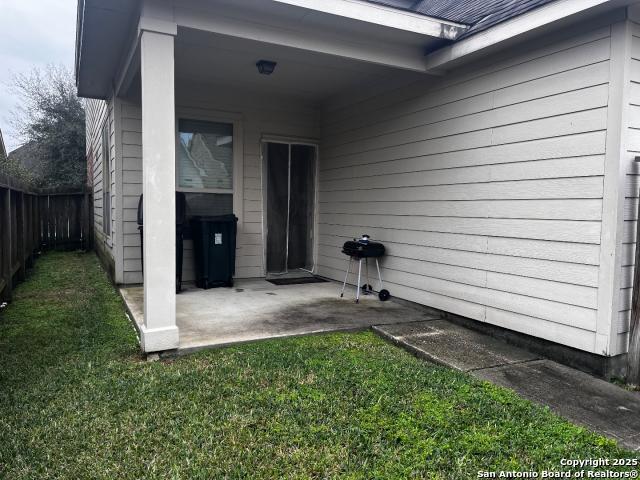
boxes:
[0,177,92,302]
[17,192,26,281]
[0,188,11,302]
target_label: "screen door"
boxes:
[265,142,316,274]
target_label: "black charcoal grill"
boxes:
[340,235,390,303]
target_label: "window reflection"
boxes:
[178,120,233,191]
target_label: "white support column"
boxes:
[140,28,179,352]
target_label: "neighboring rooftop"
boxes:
[8,141,43,173]
[364,0,558,38]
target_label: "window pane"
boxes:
[178,119,233,190]
[184,193,233,217]
[183,193,233,239]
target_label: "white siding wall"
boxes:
[618,20,640,356]
[118,82,320,284]
[85,97,116,257]
[119,100,143,284]
[317,24,614,353]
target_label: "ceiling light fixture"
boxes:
[256,60,277,75]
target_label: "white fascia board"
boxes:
[75,0,85,84]
[175,8,430,72]
[271,0,468,39]
[425,0,616,72]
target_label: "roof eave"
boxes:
[271,0,469,40]
[75,0,141,99]
[75,0,85,87]
[424,0,627,73]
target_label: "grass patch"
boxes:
[0,252,637,479]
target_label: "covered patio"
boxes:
[99,0,451,353]
[121,279,436,352]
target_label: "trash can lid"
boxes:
[191,214,238,223]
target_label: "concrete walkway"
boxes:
[374,320,640,452]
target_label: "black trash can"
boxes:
[137,192,186,293]
[190,214,238,289]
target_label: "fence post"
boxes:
[16,192,26,281]
[34,196,38,252]
[83,190,92,251]
[1,187,13,302]
[31,195,38,257]
[39,193,48,249]
[25,195,33,268]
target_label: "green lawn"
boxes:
[0,252,637,479]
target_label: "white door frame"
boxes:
[260,136,320,277]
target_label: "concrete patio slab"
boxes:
[120,279,438,352]
[373,320,539,372]
[475,360,640,451]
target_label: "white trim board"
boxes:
[596,19,633,356]
[271,0,467,39]
[260,138,320,277]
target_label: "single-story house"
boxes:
[76,0,640,370]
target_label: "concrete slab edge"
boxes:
[117,288,161,358]
[118,288,143,339]
[372,325,466,372]
[175,325,375,357]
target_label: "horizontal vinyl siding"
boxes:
[120,100,142,284]
[618,21,640,355]
[317,24,613,353]
[85,98,115,257]
[120,84,320,284]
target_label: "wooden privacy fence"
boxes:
[0,174,92,303]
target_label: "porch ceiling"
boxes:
[174,27,426,103]
[78,0,445,100]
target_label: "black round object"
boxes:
[342,240,385,258]
[361,284,373,293]
[378,289,390,301]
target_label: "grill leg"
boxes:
[365,258,371,294]
[375,258,383,292]
[340,256,352,298]
[356,258,362,303]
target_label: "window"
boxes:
[101,121,111,237]
[177,119,234,216]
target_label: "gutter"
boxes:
[74,0,85,86]
[424,0,619,73]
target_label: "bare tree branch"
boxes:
[3,64,86,188]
